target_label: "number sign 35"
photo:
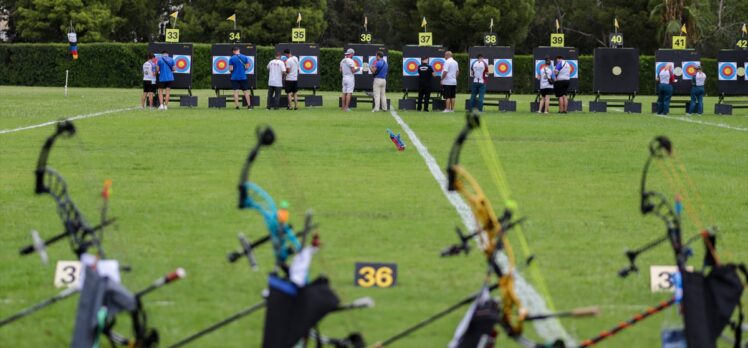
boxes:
[355,262,397,288]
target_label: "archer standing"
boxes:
[156,51,175,110]
[416,56,433,112]
[141,53,157,109]
[536,56,554,114]
[656,63,675,115]
[687,66,705,116]
[266,51,285,110]
[229,46,252,110]
[370,51,388,112]
[284,49,299,110]
[553,55,570,114]
[441,51,459,113]
[340,48,359,112]
[468,54,488,112]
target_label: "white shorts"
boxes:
[342,77,355,93]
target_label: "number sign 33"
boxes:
[355,262,397,288]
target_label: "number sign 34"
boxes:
[355,262,397,288]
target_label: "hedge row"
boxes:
[0,43,719,95]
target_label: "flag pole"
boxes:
[234,14,237,30]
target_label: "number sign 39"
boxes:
[355,262,397,288]
[550,33,565,47]
[54,261,83,288]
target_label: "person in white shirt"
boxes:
[656,63,675,115]
[340,48,359,112]
[266,51,286,110]
[468,54,488,112]
[688,66,706,115]
[441,51,459,112]
[141,53,157,109]
[553,55,571,113]
[536,57,554,114]
[284,49,299,110]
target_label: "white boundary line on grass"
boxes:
[652,114,748,132]
[0,107,137,135]
[388,109,574,345]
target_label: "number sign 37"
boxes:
[355,262,397,288]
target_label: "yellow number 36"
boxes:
[355,263,397,288]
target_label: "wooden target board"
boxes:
[210,43,257,90]
[275,43,321,90]
[401,45,446,91]
[593,48,640,94]
[148,42,193,90]
[468,46,513,93]
[342,44,388,91]
[654,49,701,95]
[532,47,579,92]
[716,49,748,96]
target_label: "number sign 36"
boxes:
[355,262,397,288]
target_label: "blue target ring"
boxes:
[568,60,578,79]
[655,62,672,79]
[494,59,512,77]
[212,56,230,75]
[718,62,737,81]
[246,56,255,74]
[535,60,548,77]
[299,56,318,74]
[403,57,420,76]
[352,56,364,74]
[429,57,446,77]
[682,61,699,80]
[174,55,191,74]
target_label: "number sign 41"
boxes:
[355,262,397,288]
[54,261,83,288]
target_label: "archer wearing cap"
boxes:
[688,65,706,115]
[340,48,360,112]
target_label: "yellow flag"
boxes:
[614,18,619,30]
[364,16,368,27]
[681,23,687,34]
[421,17,427,28]
[297,12,302,24]
[742,23,747,34]
[490,18,494,29]
[555,19,560,31]
[227,14,236,22]
[170,11,178,18]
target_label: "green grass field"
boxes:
[1,86,746,347]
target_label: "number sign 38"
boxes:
[355,262,397,288]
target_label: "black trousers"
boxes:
[267,86,282,109]
[417,88,431,111]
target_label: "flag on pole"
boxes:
[614,18,619,30]
[364,16,368,28]
[742,23,747,35]
[555,19,560,31]
[297,12,302,24]
[681,23,687,34]
[421,17,427,28]
[170,11,178,18]
[227,14,236,22]
[490,18,494,31]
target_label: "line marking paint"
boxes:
[652,114,748,132]
[0,107,137,135]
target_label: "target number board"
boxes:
[609,33,624,48]
[672,36,687,49]
[650,265,694,293]
[737,38,748,49]
[165,29,180,43]
[550,33,565,47]
[418,32,433,46]
[354,262,397,288]
[483,32,498,45]
[54,261,82,288]
[228,31,241,42]
[360,32,372,43]
[292,28,306,42]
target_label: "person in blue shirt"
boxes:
[369,51,389,112]
[156,51,175,110]
[229,46,252,110]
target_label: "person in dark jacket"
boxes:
[417,57,434,112]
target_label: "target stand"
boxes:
[208,43,260,108]
[148,43,197,107]
[531,47,582,112]
[590,47,641,113]
[714,49,748,115]
[275,43,323,107]
[339,44,391,110]
[650,49,701,113]
[462,46,515,112]
[398,45,446,111]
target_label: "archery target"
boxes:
[429,57,446,77]
[493,59,512,77]
[718,62,737,81]
[352,56,364,75]
[280,55,288,62]
[682,61,699,80]
[655,62,673,79]
[299,56,318,75]
[402,57,420,77]
[535,60,550,77]
[174,55,191,74]
[246,56,255,75]
[739,65,746,78]
[568,60,578,79]
[212,56,230,75]
[593,47,639,94]
[368,56,387,75]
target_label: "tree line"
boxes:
[1,0,745,56]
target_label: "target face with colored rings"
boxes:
[681,61,699,80]
[655,62,673,78]
[245,56,255,74]
[493,59,512,77]
[568,60,578,79]
[174,55,191,74]
[299,56,318,74]
[534,60,549,77]
[212,56,230,74]
[718,62,737,81]
[280,55,288,62]
[429,57,446,77]
[352,56,364,75]
[403,57,420,76]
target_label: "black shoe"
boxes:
[235,106,240,110]
[424,109,429,112]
